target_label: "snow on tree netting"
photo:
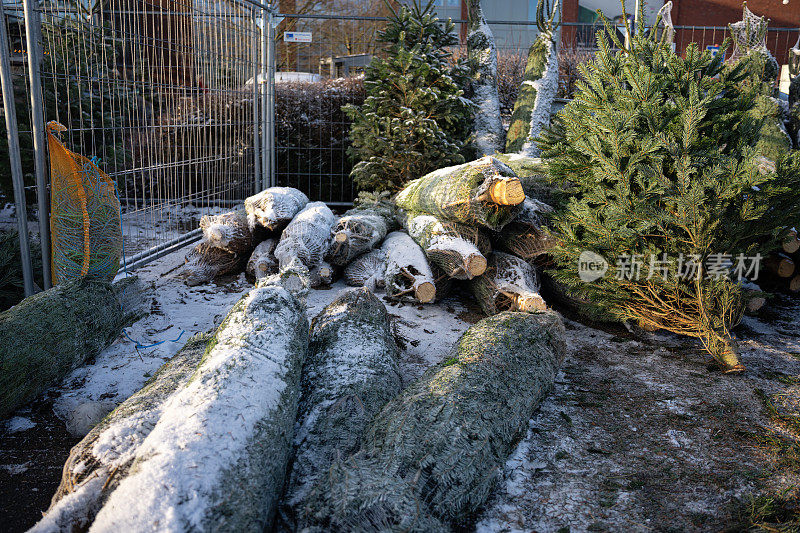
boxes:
[48,121,121,285]
[470,252,546,316]
[327,201,396,267]
[245,187,309,231]
[274,202,335,270]
[394,156,524,231]
[300,311,567,531]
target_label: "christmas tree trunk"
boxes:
[283,288,402,529]
[504,0,560,156]
[35,285,309,532]
[245,187,309,231]
[181,241,243,286]
[31,332,214,533]
[246,238,279,282]
[470,251,547,315]
[492,153,555,204]
[199,209,256,254]
[274,201,336,270]
[467,0,504,156]
[300,311,566,531]
[0,277,149,420]
[394,156,525,230]
[343,248,387,291]
[327,201,395,267]
[381,231,436,303]
[403,212,490,279]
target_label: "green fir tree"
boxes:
[539,1,800,371]
[344,0,473,193]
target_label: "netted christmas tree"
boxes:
[539,1,800,372]
[344,0,473,193]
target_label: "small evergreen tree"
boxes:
[539,2,800,371]
[344,0,473,193]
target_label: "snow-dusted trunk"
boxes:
[505,33,559,157]
[245,186,309,231]
[285,288,402,529]
[404,212,490,280]
[0,277,149,420]
[199,209,257,254]
[274,201,336,271]
[302,311,566,531]
[470,251,547,315]
[394,156,525,230]
[181,241,243,286]
[467,0,504,156]
[381,231,437,303]
[34,285,309,532]
[326,202,396,266]
[31,332,214,533]
[246,238,279,281]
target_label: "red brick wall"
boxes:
[672,0,800,64]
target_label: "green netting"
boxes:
[301,311,566,530]
[492,153,555,204]
[394,156,524,230]
[48,121,121,285]
[470,251,546,316]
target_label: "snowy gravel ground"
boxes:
[1,238,800,531]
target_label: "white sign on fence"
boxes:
[284,32,312,43]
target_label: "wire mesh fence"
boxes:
[1,0,267,280]
[2,4,800,286]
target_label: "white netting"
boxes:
[654,1,674,45]
[729,4,770,62]
[790,34,800,78]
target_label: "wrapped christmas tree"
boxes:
[395,156,525,230]
[539,0,800,371]
[403,212,490,279]
[327,195,396,267]
[504,0,560,156]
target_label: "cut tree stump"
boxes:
[300,311,566,531]
[0,277,149,421]
[394,156,525,230]
[326,202,395,267]
[404,212,490,280]
[199,209,258,254]
[246,238,279,282]
[470,251,547,315]
[381,232,436,303]
[764,254,796,278]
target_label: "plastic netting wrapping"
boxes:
[246,238,278,282]
[199,209,256,254]
[245,187,309,231]
[492,153,555,204]
[181,241,242,286]
[381,231,436,303]
[470,252,546,316]
[326,202,396,267]
[300,311,566,531]
[274,202,336,270]
[404,212,490,280]
[284,288,402,529]
[653,1,674,45]
[394,156,524,230]
[47,121,121,284]
[343,249,387,291]
[728,4,778,80]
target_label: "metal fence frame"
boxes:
[2,4,799,295]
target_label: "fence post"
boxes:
[267,6,276,188]
[0,3,35,296]
[261,6,269,192]
[22,0,51,289]
[252,10,261,194]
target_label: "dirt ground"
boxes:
[1,269,799,532]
